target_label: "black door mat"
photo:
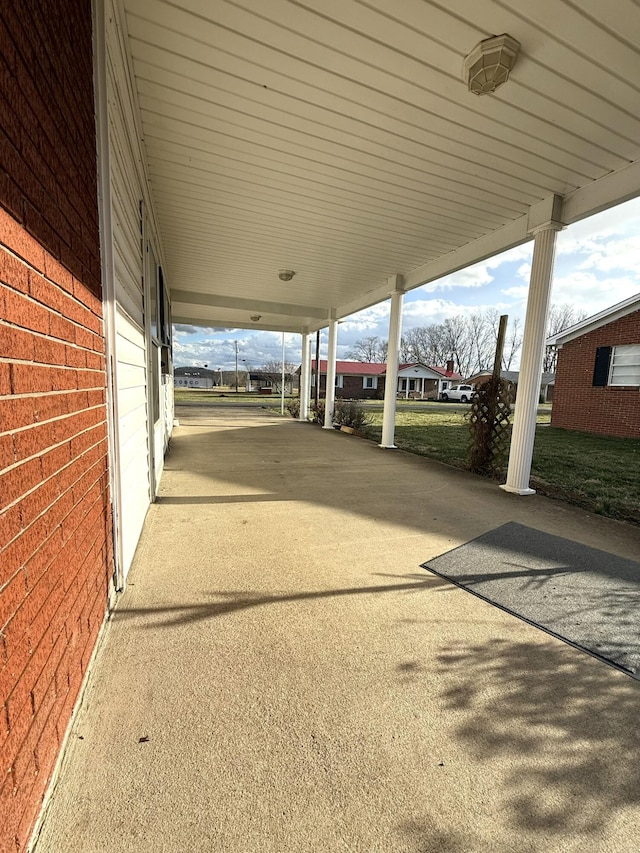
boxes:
[422,522,640,678]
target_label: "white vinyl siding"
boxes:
[108,32,151,576]
[105,0,173,578]
[609,345,640,386]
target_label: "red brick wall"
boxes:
[551,310,640,438]
[318,374,385,399]
[0,3,115,851]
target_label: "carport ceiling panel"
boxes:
[171,302,312,332]
[124,0,640,315]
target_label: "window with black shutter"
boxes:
[592,346,612,386]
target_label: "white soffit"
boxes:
[123,0,640,332]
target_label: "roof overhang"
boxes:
[121,0,640,334]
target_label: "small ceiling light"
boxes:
[278,269,296,281]
[464,34,520,96]
[250,314,262,322]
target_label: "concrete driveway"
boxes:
[34,406,640,852]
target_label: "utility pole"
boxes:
[235,340,239,394]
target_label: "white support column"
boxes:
[502,216,563,495]
[299,331,311,421]
[323,317,338,429]
[380,276,404,448]
[304,334,312,418]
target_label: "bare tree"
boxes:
[441,316,475,377]
[543,304,588,372]
[344,308,528,377]
[468,311,495,374]
[261,359,299,393]
[501,315,523,370]
[345,335,387,362]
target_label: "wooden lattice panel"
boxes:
[468,377,514,477]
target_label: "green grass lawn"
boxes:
[174,388,286,403]
[360,410,640,524]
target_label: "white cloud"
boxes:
[557,197,640,267]
[576,235,640,276]
[501,285,529,300]
[558,196,640,250]
[403,297,465,325]
[550,271,640,316]
[339,301,390,333]
[422,266,493,291]
[419,243,533,294]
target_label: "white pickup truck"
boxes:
[440,384,476,403]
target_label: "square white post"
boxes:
[380,276,404,448]
[299,331,311,421]
[323,317,338,429]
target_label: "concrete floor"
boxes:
[34,406,640,853]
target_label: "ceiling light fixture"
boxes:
[464,34,520,96]
[278,269,296,281]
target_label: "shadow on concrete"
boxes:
[431,636,640,838]
[114,575,452,628]
[398,817,480,853]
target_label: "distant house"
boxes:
[546,294,640,438]
[246,372,273,393]
[174,366,216,388]
[311,360,462,399]
[396,362,463,399]
[466,369,556,403]
[247,371,296,394]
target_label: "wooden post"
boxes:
[493,314,508,379]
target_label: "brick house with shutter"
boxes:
[547,294,640,438]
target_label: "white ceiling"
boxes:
[123,0,640,333]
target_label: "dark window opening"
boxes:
[592,346,612,387]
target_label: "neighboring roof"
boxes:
[313,360,387,375]
[174,366,214,377]
[546,293,640,348]
[422,364,463,380]
[397,362,463,381]
[468,370,555,385]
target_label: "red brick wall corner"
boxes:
[1,2,115,851]
[551,310,640,438]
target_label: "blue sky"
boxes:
[173,196,640,371]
